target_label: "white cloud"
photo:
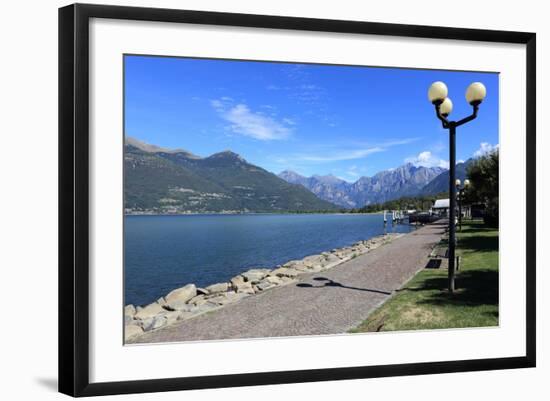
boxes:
[405,151,449,169]
[210,99,224,109]
[300,147,384,162]
[284,138,419,164]
[211,99,292,141]
[474,142,499,157]
[282,117,296,126]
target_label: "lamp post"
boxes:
[456,178,470,231]
[428,81,486,293]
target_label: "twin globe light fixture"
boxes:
[427,80,486,293]
[428,81,487,117]
[456,178,470,188]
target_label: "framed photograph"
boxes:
[59,3,536,397]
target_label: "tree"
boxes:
[466,149,499,226]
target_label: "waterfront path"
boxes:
[133,222,446,343]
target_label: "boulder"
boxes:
[177,303,219,321]
[152,315,167,330]
[282,260,302,268]
[134,302,165,320]
[196,287,209,295]
[265,275,283,285]
[270,267,301,279]
[124,324,143,341]
[322,253,342,268]
[205,282,230,294]
[207,291,246,305]
[156,297,167,307]
[231,276,255,294]
[302,255,323,267]
[241,269,271,283]
[124,304,136,317]
[290,263,311,272]
[237,282,255,294]
[165,284,197,310]
[140,317,155,332]
[188,294,207,306]
[255,281,275,292]
[279,276,298,285]
[163,311,182,325]
[230,275,245,287]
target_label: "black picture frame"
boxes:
[59,3,536,397]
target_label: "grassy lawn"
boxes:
[350,220,499,332]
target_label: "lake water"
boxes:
[124,214,413,306]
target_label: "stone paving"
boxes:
[132,222,446,344]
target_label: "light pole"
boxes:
[456,178,470,231]
[428,81,486,293]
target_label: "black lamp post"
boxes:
[456,178,470,231]
[428,81,486,293]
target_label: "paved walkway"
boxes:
[133,222,446,343]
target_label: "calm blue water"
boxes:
[124,214,413,306]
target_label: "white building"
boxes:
[432,199,450,216]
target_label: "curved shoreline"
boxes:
[124,232,404,342]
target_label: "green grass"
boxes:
[350,220,499,333]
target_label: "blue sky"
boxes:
[124,55,499,181]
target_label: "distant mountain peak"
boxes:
[208,150,246,162]
[279,162,447,208]
[311,174,346,185]
[279,169,302,176]
[125,136,200,159]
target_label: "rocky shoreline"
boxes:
[124,233,403,342]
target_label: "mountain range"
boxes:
[279,164,448,208]
[418,159,473,195]
[125,137,471,213]
[124,138,338,213]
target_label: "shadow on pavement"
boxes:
[296,277,392,296]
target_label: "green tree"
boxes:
[466,150,499,226]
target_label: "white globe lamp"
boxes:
[465,82,487,105]
[428,81,448,105]
[439,98,453,117]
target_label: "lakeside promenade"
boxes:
[131,222,446,343]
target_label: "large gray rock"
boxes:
[165,284,197,310]
[188,294,207,306]
[196,287,209,295]
[289,263,310,272]
[230,275,245,287]
[124,324,143,342]
[321,253,342,268]
[282,260,302,268]
[140,317,156,332]
[241,269,271,283]
[163,311,182,325]
[270,267,301,278]
[254,281,276,292]
[231,276,255,294]
[177,303,219,321]
[124,304,136,317]
[265,275,283,285]
[237,283,255,294]
[205,282,230,294]
[134,302,165,320]
[206,291,246,305]
[302,255,323,267]
[152,315,168,330]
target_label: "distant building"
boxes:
[432,198,473,219]
[433,198,450,217]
